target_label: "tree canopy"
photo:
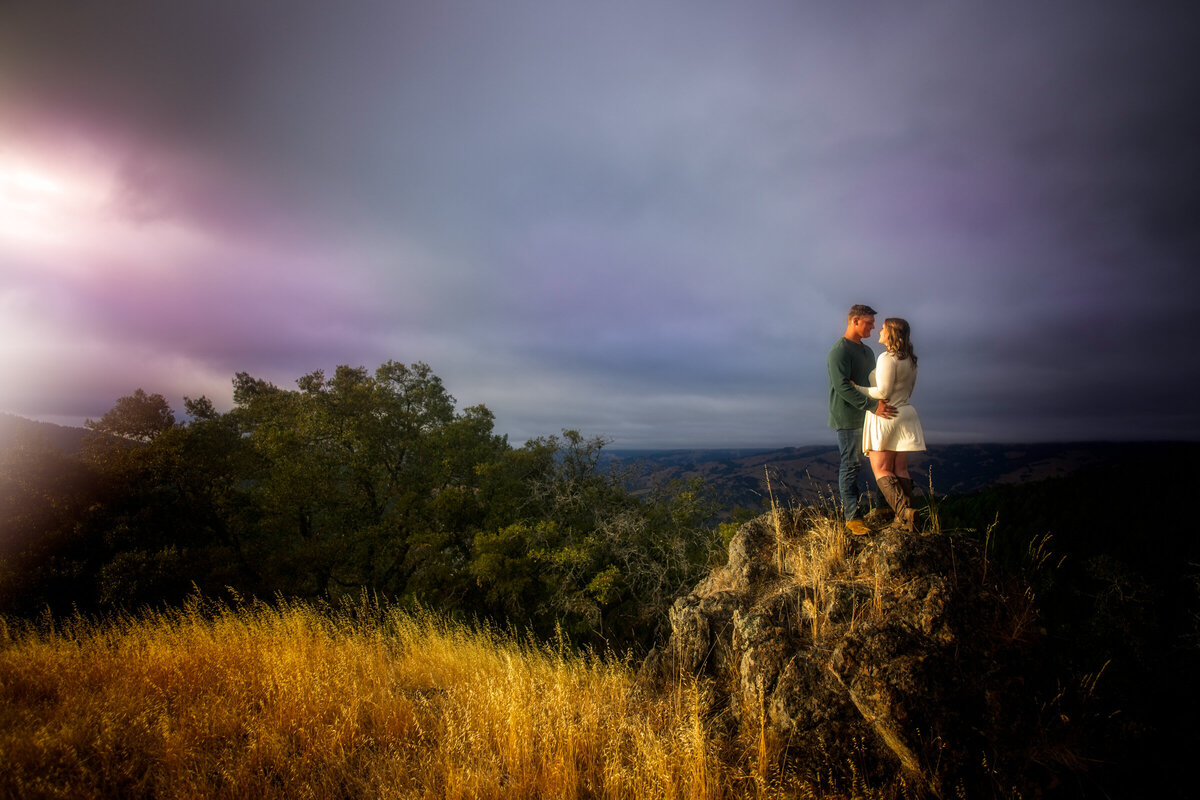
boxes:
[1,362,721,650]
[85,388,176,442]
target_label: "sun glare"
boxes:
[2,165,64,196]
[0,152,108,245]
[0,150,116,414]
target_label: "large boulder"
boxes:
[650,509,1060,797]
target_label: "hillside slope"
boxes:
[0,413,90,454]
[613,441,1189,511]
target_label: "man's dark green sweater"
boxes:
[827,337,876,429]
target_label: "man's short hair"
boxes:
[847,304,878,321]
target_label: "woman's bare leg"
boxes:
[869,450,896,480]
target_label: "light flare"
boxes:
[0,152,110,247]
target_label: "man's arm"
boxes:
[852,386,897,418]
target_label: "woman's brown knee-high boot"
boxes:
[897,477,922,532]
[877,476,916,531]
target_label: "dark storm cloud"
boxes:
[2,1,1199,444]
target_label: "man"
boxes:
[828,304,895,534]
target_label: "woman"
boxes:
[853,318,926,531]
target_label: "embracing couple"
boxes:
[827,304,925,534]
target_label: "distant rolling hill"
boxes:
[1,412,1186,514]
[608,441,1190,512]
[0,413,90,454]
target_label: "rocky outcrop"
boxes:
[647,509,1058,797]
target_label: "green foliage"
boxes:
[467,430,721,648]
[0,362,723,651]
[85,388,176,443]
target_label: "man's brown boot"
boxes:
[845,519,871,536]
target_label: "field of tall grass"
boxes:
[0,595,896,800]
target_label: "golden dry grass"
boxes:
[0,597,743,800]
[765,474,868,647]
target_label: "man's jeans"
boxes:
[836,428,863,521]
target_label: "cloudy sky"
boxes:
[2,1,1198,448]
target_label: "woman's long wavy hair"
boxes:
[883,318,917,366]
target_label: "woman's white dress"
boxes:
[857,351,925,453]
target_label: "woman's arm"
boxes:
[854,354,896,400]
